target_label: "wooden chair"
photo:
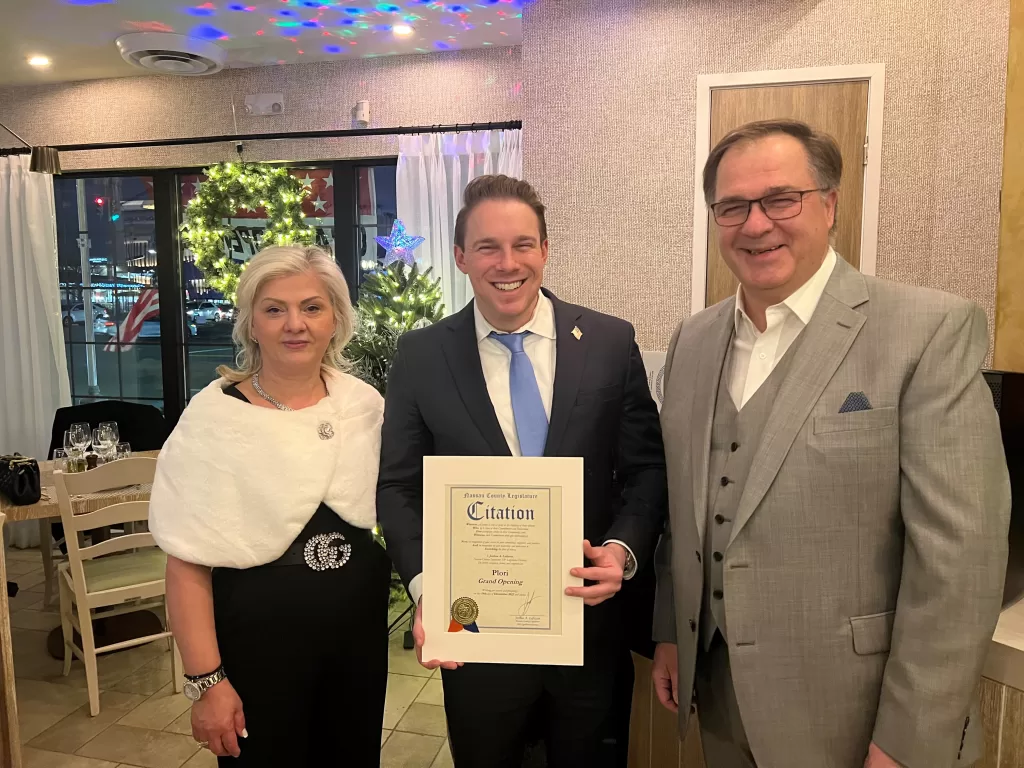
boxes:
[53,457,181,716]
[43,401,170,606]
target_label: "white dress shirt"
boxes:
[728,248,838,410]
[407,292,635,606]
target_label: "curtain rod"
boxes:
[35,121,522,154]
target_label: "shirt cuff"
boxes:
[603,539,637,580]
[408,572,424,606]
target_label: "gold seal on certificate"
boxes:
[450,597,479,628]
[422,457,584,666]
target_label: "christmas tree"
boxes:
[348,261,444,395]
[358,261,444,330]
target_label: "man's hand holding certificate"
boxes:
[411,599,462,671]
[565,540,627,606]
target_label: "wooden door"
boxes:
[705,81,870,306]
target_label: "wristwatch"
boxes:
[622,548,636,580]
[182,666,227,702]
[604,540,637,580]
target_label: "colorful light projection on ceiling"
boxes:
[190,23,229,39]
[63,0,533,62]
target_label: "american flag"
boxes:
[104,288,159,352]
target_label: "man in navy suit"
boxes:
[377,175,667,767]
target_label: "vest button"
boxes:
[714,514,725,524]
[720,476,730,487]
[695,550,701,562]
[731,442,740,452]
[713,551,723,562]
[713,589,724,599]
[689,618,697,631]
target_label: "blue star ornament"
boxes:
[375,220,425,267]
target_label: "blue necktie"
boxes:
[490,331,548,457]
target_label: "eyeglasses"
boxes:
[709,189,825,227]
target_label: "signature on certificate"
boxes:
[517,591,539,618]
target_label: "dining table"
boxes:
[0,449,159,768]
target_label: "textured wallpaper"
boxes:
[0,46,522,171]
[522,0,1009,352]
[0,0,1011,354]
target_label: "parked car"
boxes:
[138,317,198,339]
[187,300,235,324]
[92,315,117,338]
[186,301,220,324]
[92,316,196,343]
[62,303,109,326]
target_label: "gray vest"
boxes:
[701,338,800,650]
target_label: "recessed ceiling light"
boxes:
[28,55,51,68]
[393,24,414,36]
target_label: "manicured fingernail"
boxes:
[241,729,248,738]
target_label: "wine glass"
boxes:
[63,430,83,472]
[93,429,112,464]
[98,422,119,447]
[70,423,91,453]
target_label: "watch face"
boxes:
[183,681,202,702]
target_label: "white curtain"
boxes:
[0,155,70,547]
[396,129,523,315]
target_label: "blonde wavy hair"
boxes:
[216,245,355,384]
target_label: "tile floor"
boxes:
[5,545,452,768]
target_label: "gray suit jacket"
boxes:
[653,258,1010,768]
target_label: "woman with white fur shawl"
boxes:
[150,246,389,767]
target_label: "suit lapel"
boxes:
[728,261,869,546]
[544,292,585,457]
[692,301,735,548]
[441,302,511,457]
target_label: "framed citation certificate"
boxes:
[421,456,584,666]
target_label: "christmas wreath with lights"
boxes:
[181,162,315,300]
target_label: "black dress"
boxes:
[212,384,390,766]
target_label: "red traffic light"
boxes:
[94,197,104,206]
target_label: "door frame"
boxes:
[689,63,886,313]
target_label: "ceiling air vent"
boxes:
[116,33,227,76]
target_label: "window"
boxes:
[355,164,398,281]
[54,175,163,408]
[52,160,398,423]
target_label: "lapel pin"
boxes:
[571,326,582,340]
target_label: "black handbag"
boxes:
[0,454,41,506]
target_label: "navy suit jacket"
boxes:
[377,289,667,649]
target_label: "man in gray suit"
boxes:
[651,119,1010,768]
